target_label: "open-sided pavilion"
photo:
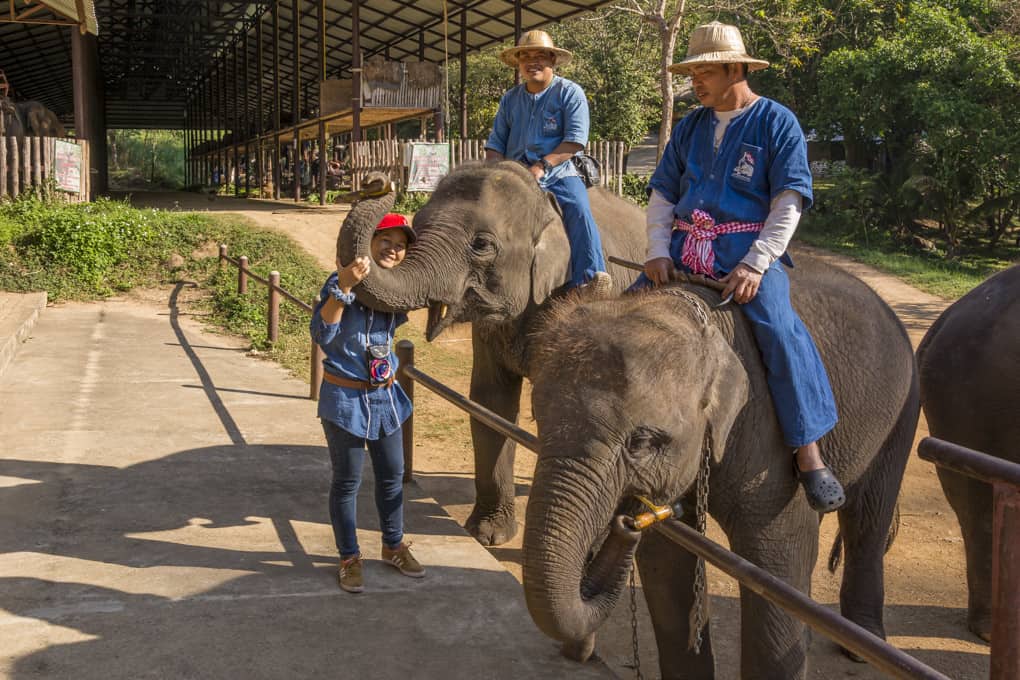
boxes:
[0,1,615,200]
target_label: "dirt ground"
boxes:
[123,191,989,679]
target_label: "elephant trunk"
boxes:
[523,459,641,648]
[336,191,442,313]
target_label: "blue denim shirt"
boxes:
[649,98,812,274]
[485,75,585,186]
[310,273,412,440]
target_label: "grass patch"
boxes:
[801,182,1018,300]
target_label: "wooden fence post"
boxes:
[268,271,280,343]
[9,137,18,198]
[991,482,1020,680]
[0,136,6,199]
[218,244,227,270]
[396,339,415,482]
[238,255,249,294]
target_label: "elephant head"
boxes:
[521,289,748,651]
[336,161,570,339]
[0,96,24,139]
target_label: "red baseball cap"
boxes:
[375,213,416,243]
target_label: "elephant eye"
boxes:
[625,427,671,457]
[470,233,497,257]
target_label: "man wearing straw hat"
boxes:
[638,21,845,512]
[484,30,612,296]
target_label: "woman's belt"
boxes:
[322,371,394,390]
[674,209,764,276]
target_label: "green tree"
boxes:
[815,1,1020,252]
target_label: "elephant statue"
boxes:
[521,254,919,679]
[15,100,65,137]
[0,96,25,141]
[337,161,647,545]
[917,264,1020,642]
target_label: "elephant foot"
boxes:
[561,634,596,663]
[465,505,517,546]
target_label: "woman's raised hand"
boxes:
[337,255,371,291]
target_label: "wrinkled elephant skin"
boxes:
[523,255,919,679]
[918,264,1020,643]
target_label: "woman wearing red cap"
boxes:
[310,212,424,593]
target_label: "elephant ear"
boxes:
[530,201,570,306]
[700,326,749,463]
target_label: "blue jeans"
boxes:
[321,419,404,558]
[544,175,607,288]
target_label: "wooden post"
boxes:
[0,136,7,199]
[218,244,227,270]
[257,14,265,192]
[514,0,522,86]
[268,271,280,344]
[32,137,41,194]
[71,30,108,197]
[244,29,251,197]
[292,0,302,203]
[238,256,249,294]
[396,339,415,482]
[991,482,1020,680]
[351,0,362,143]
[22,138,30,195]
[233,41,240,198]
[318,120,327,205]
[9,138,18,198]
[460,5,468,139]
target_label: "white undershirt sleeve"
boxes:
[646,189,676,262]
[740,190,803,273]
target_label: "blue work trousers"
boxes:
[630,240,838,448]
[321,419,405,558]
[544,175,607,288]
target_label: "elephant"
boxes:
[14,100,65,137]
[336,161,647,545]
[520,254,919,679]
[0,96,25,141]
[917,264,1020,642]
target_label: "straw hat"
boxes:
[668,22,769,75]
[500,30,572,67]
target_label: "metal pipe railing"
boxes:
[919,436,1020,680]
[393,339,952,678]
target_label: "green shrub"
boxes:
[393,191,431,214]
[622,173,651,207]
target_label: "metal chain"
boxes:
[629,559,644,680]
[688,429,713,653]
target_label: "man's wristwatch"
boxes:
[328,285,356,306]
[540,158,554,174]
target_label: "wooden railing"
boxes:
[349,138,628,195]
[1,136,89,202]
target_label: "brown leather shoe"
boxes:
[381,542,425,578]
[338,554,364,593]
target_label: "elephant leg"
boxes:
[729,507,819,680]
[836,393,914,646]
[465,328,523,546]
[938,467,993,641]
[637,513,716,680]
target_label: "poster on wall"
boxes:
[53,140,83,193]
[406,143,449,192]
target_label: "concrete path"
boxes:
[0,288,613,680]
[0,292,46,379]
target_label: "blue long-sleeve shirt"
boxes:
[485,75,586,186]
[310,273,412,440]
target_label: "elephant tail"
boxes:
[827,503,901,574]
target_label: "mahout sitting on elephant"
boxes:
[521,253,919,679]
[917,264,1020,642]
[335,163,647,545]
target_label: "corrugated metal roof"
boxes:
[38,0,99,34]
[0,0,613,129]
